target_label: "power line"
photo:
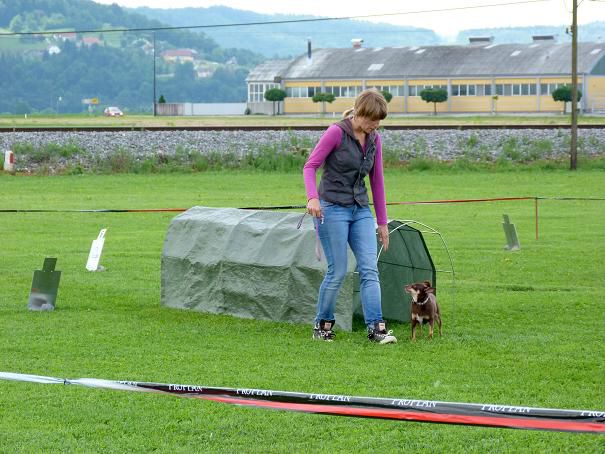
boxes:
[0,0,550,37]
[0,29,434,40]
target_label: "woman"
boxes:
[303,88,396,344]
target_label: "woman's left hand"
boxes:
[377,224,389,251]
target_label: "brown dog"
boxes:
[404,281,442,341]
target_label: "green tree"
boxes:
[8,14,24,32]
[14,100,32,115]
[312,92,336,115]
[174,61,196,83]
[552,85,582,114]
[380,90,393,103]
[158,94,166,103]
[420,88,448,115]
[263,87,286,115]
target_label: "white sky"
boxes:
[94,0,605,39]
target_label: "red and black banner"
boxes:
[1,372,603,434]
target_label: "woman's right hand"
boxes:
[307,198,322,218]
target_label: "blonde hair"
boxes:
[342,88,388,120]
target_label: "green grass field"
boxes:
[1,113,605,129]
[0,171,604,452]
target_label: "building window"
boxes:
[248,83,261,102]
[451,84,491,96]
[285,86,304,98]
[248,83,280,102]
[476,85,492,96]
[541,83,565,95]
[495,83,538,97]
[343,86,361,97]
[324,85,362,98]
[370,85,404,96]
[495,84,512,96]
[409,84,447,96]
[283,86,321,98]
[342,86,354,98]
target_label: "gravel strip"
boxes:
[1,129,604,172]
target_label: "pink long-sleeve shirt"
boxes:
[303,124,388,226]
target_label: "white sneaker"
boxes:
[367,320,397,344]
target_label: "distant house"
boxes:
[141,41,154,55]
[196,68,214,78]
[82,36,102,47]
[194,60,217,78]
[161,49,198,63]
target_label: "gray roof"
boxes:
[245,59,292,82]
[248,43,605,81]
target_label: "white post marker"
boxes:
[86,228,107,271]
[3,150,14,172]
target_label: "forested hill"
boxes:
[133,5,440,58]
[134,5,605,57]
[457,22,605,44]
[0,0,264,114]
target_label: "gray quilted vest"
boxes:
[318,118,377,207]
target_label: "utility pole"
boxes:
[153,32,157,117]
[570,0,578,170]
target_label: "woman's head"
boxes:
[343,88,388,121]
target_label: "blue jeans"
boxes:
[314,200,383,328]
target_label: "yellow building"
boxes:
[246,38,605,115]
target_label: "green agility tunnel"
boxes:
[161,207,437,331]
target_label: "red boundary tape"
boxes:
[1,196,604,213]
[200,395,605,433]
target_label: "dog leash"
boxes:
[297,213,323,261]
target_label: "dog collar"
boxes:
[414,295,430,306]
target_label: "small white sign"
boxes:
[86,228,107,271]
[3,150,14,172]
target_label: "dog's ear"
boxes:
[426,286,435,294]
[423,280,432,288]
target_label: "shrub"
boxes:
[12,141,84,163]
[108,149,135,173]
[501,137,522,161]
[407,157,436,171]
[527,139,554,161]
[467,133,479,149]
